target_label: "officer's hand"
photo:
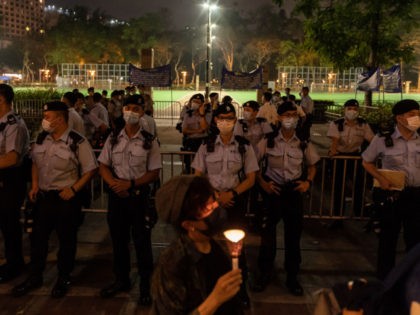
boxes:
[29,186,39,203]
[378,177,393,190]
[207,269,242,306]
[117,190,130,198]
[59,187,75,200]
[328,148,337,157]
[262,181,281,195]
[110,179,131,194]
[294,180,310,193]
[218,191,234,207]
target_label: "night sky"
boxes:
[45,0,290,26]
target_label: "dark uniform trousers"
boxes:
[107,188,153,282]
[332,153,365,217]
[182,137,206,174]
[258,184,303,277]
[0,167,26,267]
[377,187,420,280]
[30,191,82,277]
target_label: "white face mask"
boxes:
[42,119,55,133]
[406,116,420,131]
[345,109,359,120]
[243,111,254,121]
[123,111,140,125]
[217,120,235,135]
[282,117,298,130]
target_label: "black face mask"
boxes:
[198,206,227,237]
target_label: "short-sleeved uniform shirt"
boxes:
[327,119,374,154]
[192,135,259,192]
[98,128,161,180]
[0,111,29,166]
[256,132,320,185]
[234,119,272,152]
[300,95,314,114]
[31,128,98,191]
[362,127,420,187]
[182,111,211,139]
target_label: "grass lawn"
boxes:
[152,88,420,106]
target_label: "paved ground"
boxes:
[0,122,403,314]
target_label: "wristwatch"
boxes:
[230,189,239,198]
[306,179,313,187]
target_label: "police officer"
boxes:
[181,93,211,173]
[234,100,272,153]
[327,99,374,222]
[0,84,29,283]
[362,99,420,280]
[98,94,161,306]
[192,102,259,309]
[252,102,320,295]
[12,101,97,298]
[234,100,272,228]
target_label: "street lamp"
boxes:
[181,71,187,89]
[203,2,217,98]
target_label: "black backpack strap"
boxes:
[68,130,84,153]
[334,118,345,132]
[256,117,267,124]
[357,117,367,125]
[234,135,249,182]
[238,119,248,133]
[206,134,217,153]
[265,126,279,149]
[141,129,154,150]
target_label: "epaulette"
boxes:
[6,114,17,125]
[141,129,154,150]
[68,130,84,153]
[36,131,49,145]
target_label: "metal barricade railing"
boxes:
[305,155,370,219]
[85,152,372,220]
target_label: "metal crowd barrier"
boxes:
[85,152,372,220]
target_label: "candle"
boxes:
[223,229,246,270]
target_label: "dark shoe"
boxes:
[100,280,131,298]
[327,220,343,230]
[251,271,270,292]
[138,294,152,306]
[0,267,22,283]
[240,292,250,310]
[12,275,43,297]
[286,277,303,296]
[138,277,152,306]
[51,277,71,298]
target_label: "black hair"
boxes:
[93,92,102,103]
[263,92,272,102]
[0,84,14,104]
[177,176,215,232]
[63,91,76,106]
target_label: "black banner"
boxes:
[129,64,171,87]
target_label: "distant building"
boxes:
[0,0,45,48]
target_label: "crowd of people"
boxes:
[0,82,419,314]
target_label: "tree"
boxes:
[273,0,418,105]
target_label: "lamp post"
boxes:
[204,2,216,99]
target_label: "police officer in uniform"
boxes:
[12,101,97,298]
[181,93,211,173]
[327,99,374,221]
[98,94,161,305]
[192,102,259,309]
[252,102,320,295]
[362,99,420,280]
[0,84,29,283]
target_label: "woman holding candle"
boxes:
[150,175,244,315]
